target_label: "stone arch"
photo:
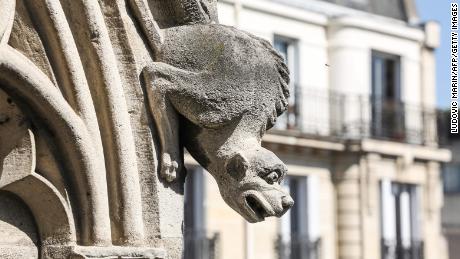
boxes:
[0,112,76,254]
[0,191,39,259]
[3,173,77,247]
[0,46,111,245]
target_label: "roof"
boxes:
[319,0,407,20]
[269,0,419,23]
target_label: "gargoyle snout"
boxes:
[278,195,294,217]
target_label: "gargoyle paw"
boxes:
[160,153,180,182]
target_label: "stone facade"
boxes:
[0,0,294,258]
[442,137,460,259]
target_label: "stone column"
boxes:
[334,157,363,259]
[421,21,440,146]
[424,162,448,259]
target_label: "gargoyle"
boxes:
[143,24,294,222]
[0,0,292,256]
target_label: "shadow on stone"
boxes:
[0,191,39,259]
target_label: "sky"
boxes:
[415,0,450,108]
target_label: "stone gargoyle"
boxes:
[142,23,295,222]
[0,0,294,257]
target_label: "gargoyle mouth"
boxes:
[243,192,275,222]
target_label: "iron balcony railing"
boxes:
[436,109,458,146]
[183,230,220,259]
[275,235,321,259]
[381,239,424,259]
[273,86,445,146]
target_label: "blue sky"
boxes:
[416,0,450,108]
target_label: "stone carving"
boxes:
[144,24,294,222]
[0,0,292,258]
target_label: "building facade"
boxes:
[184,0,451,259]
[442,134,460,259]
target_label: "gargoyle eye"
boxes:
[265,171,280,185]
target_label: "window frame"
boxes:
[443,163,460,194]
[371,50,405,140]
[379,180,423,259]
[273,35,300,130]
[280,175,321,259]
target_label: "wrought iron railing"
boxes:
[436,109,459,146]
[275,235,321,259]
[381,238,424,259]
[273,87,444,146]
[183,230,220,259]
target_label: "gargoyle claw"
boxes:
[160,153,180,182]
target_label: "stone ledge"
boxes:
[42,245,166,259]
[262,133,452,162]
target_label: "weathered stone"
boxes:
[0,0,292,257]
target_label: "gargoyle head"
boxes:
[213,147,293,223]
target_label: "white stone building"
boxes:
[442,134,460,259]
[184,1,451,259]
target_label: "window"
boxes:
[274,36,298,130]
[278,176,320,259]
[371,51,404,140]
[184,168,218,259]
[380,180,423,259]
[443,164,460,193]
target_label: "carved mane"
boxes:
[245,33,291,129]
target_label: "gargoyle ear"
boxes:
[225,153,249,180]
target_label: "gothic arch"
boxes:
[0,47,111,245]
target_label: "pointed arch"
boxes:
[4,173,77,246]
[0,46,111,245]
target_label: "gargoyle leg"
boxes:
[143,65,182,182]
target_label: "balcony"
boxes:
[381,239,424,259]
[436,109,458,146]
[273,87,442,146]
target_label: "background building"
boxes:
[184,0,451,259]
[441,132,460,259]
